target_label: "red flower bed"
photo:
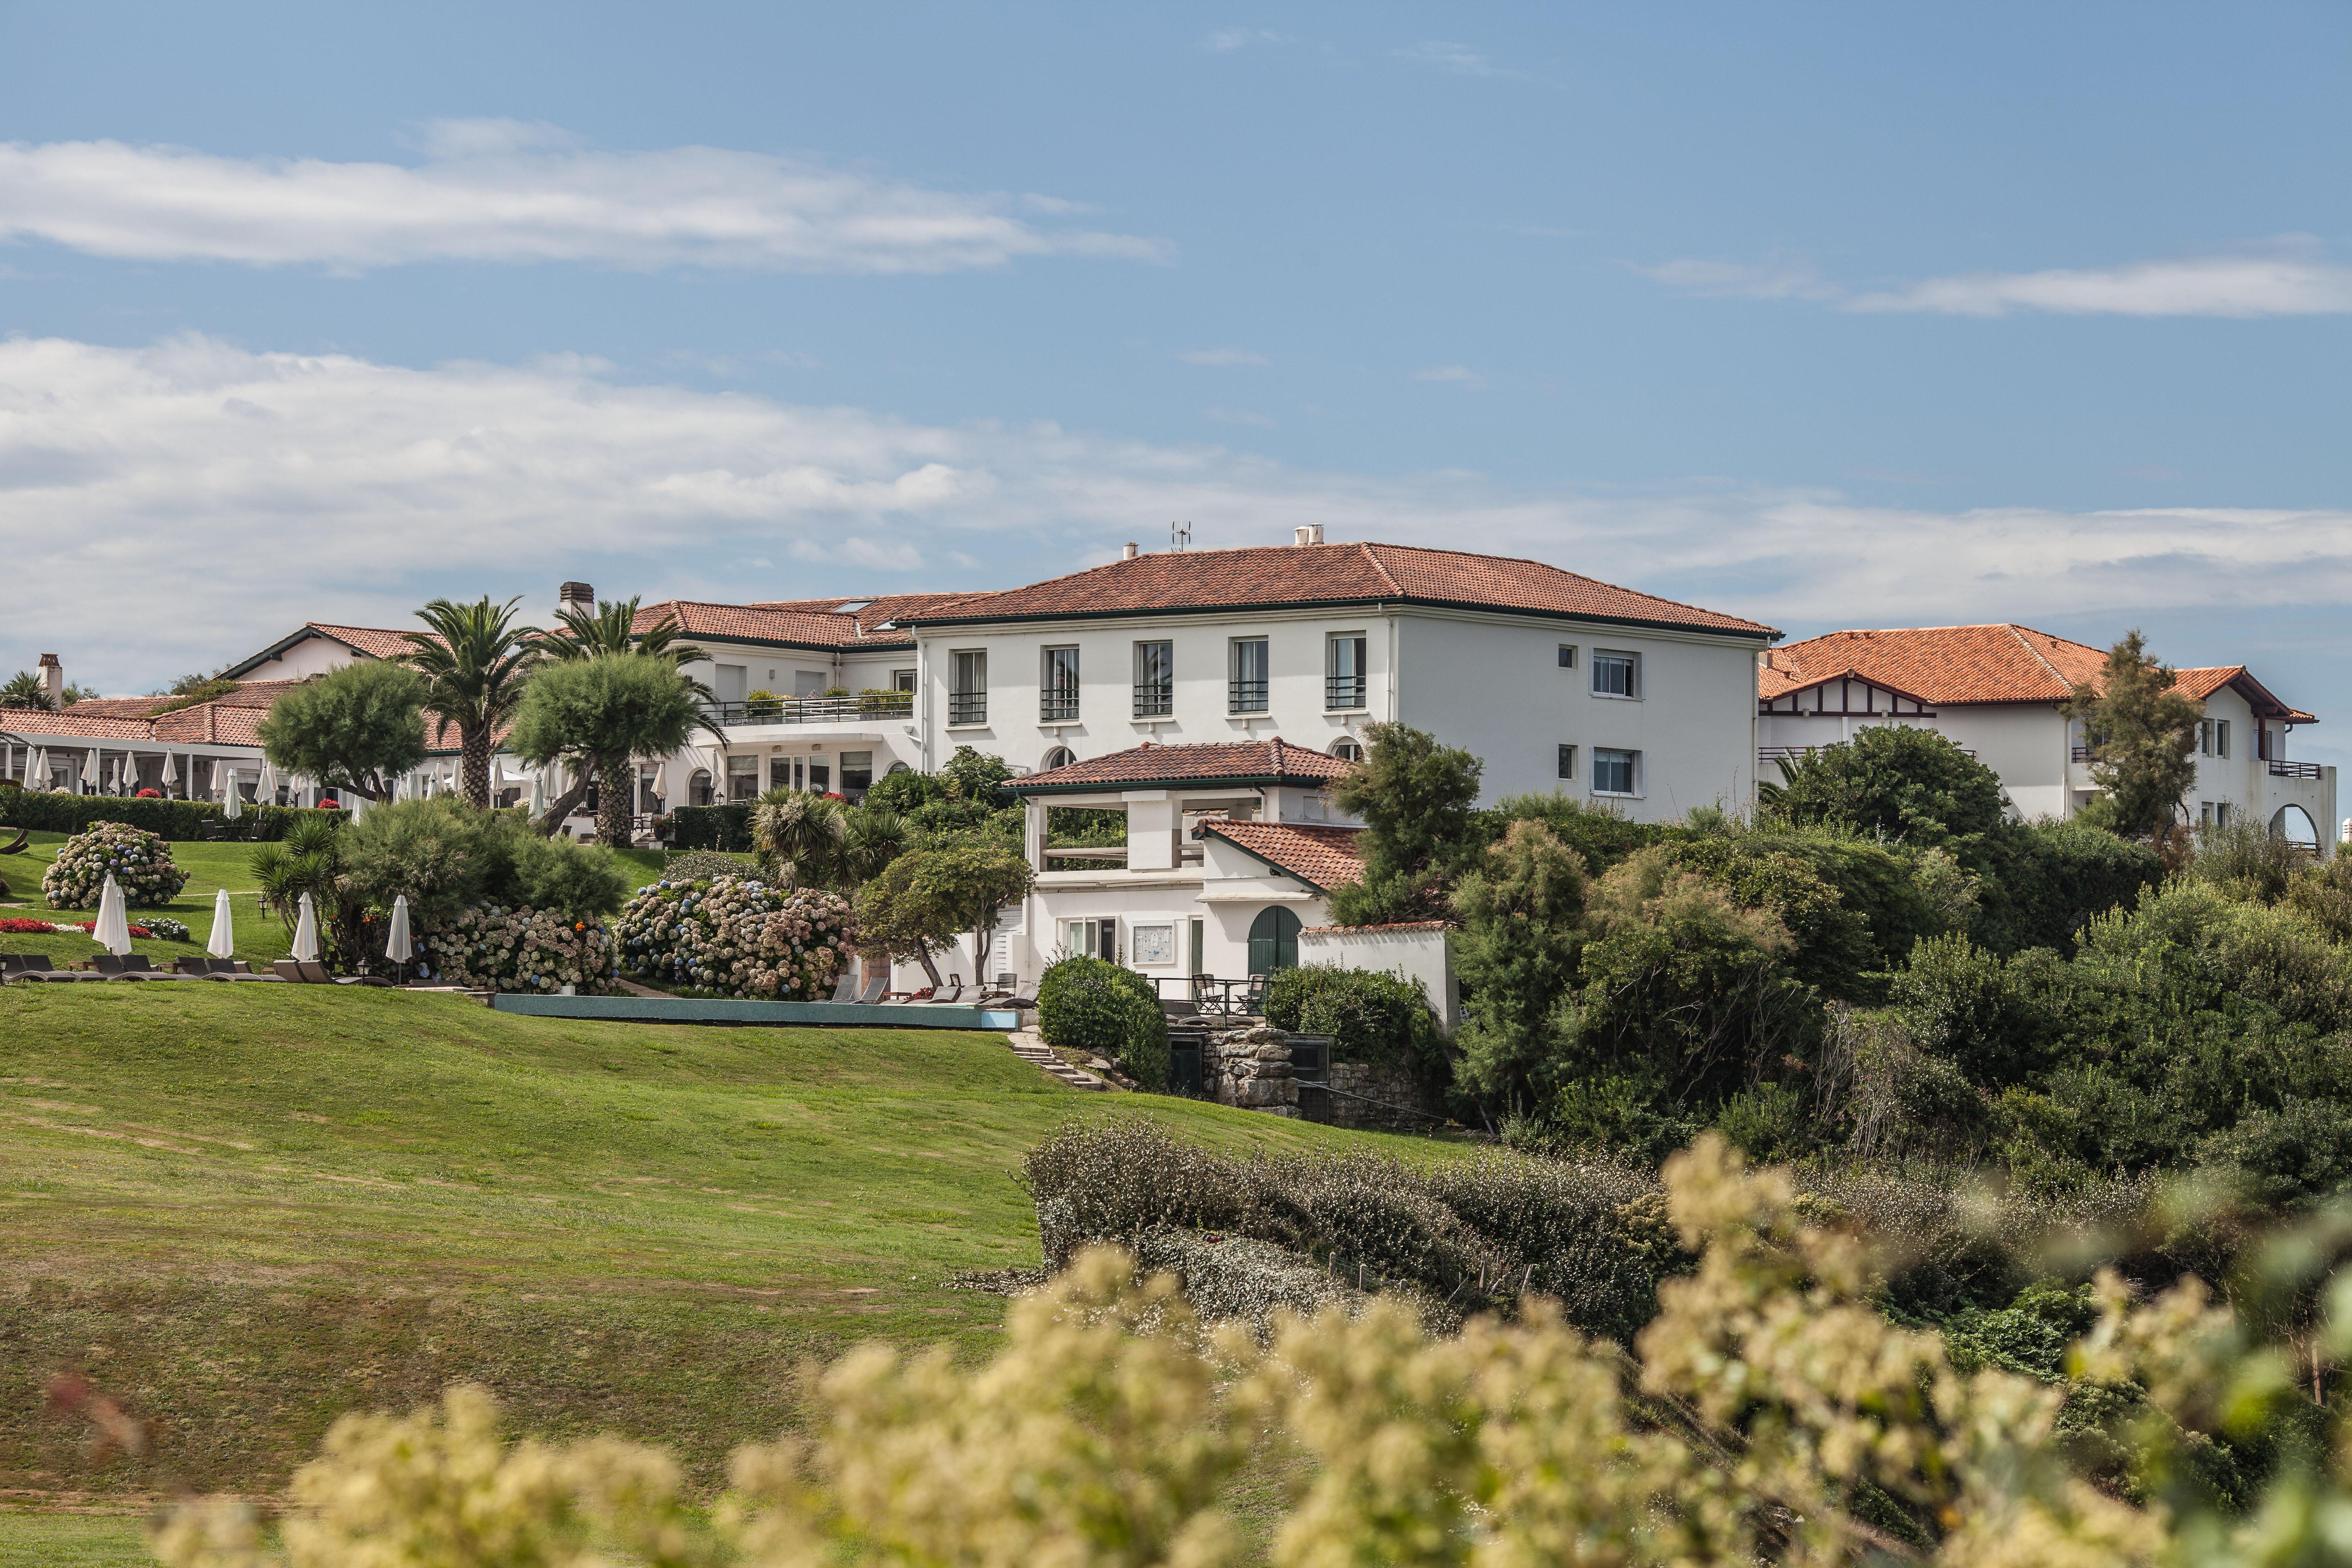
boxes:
[0,917,58,934]
[136,788,162,798]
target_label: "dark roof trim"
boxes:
[1008,774,1319,797]
[673,631,898,655]
[219,625,384,680]
[1195,821,1329,893]
[900,596,1779,642]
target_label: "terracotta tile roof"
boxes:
[0,709,160,741]
[635,593,977,652]
[1199,820,1366,892]
[904,541,1775,637]
[0,678,500,753]
[1007,738,1357,793]
[222,622,441,678]
[56,695,176,720]
[1764,627,2321,724]
[1301,919,1450,934]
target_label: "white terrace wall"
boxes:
[1295,923,1459,1033]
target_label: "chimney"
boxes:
[38,653,62,705]
[1293,524,1325,546]
[1121,542,1139,561]
[1760,649,1774,669]
[557,581,596,618]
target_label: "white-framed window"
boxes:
[1557,743,1576,780]
[1132,922,1178,967]
[725,753,762,802]
[1133,640,1173,717]
[1042,745,1076,771]
[1591,650,1640,699]
[2197,720,2211,756]
[1557,644,1577,668]
[1041,645,1081,721]
[2215,801,2232,828]
[714,663,749,704]
[2215,720,2231,758]
[1063,918,1117,963]
[1592,747,1640,796]
[1326,634,1367,709]
[2200,801,2213,828]
[1331,737,1364,762]
[950,649,988,725]
[1230,637,1270,714]
[892,668,916,693]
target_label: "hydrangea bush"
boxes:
[612,876,856,999]
[41,821,188,908]
[417,904,616,993]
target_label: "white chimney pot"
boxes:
[1121,541,1139,560]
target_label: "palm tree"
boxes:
[402,597,540,810]
[752,789,848,888]
[0,671,54,710]
[538,596,713,845]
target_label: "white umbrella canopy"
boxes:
[386,895,413,965]
[528,770,545,816]
[206,888,236,959]
[258,761,279,804]
[291,892,320,963]
[161,751,178,790]
[28,748,46,792]
[94,874,133,957]
[82,748,98,792]
[491,756,507,792]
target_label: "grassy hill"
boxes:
[0,982,1423,1524]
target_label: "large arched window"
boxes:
[1041,745,1076,771]
[1247,905,1302,976]
[1330,737,1364,762]
[689,769,715,807]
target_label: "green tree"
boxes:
[941,745,1017,807]
[537,596,712,846]
[753,790,848,887]
[256,660,430,802]
[505,655,710,840]
[2062,629,2201,841]
[1327,721,1484,924]
[248,815,366,970]
[1758,725,2008,847]
[1450,819,1589,1109]
[0,671,53,710]
[402,596,541,810]
[856,841,1034,988]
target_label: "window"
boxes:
[1064,919,1117,962]
[1557,645,1577,668]
[892,668,916,693]
[1592,747,1639,796]
[689,769,714,807]
[1189,917,1205,976]
[807,758,830,794]
[2215,802,2232,828]
[839,750,874,797]
[1040,646,1081,721]
[793,670,828,700]
[2200,801,2213,828]
[767,756,792,792]
[1557,743,1577,780]
[1132,923,1177,967]
[1591,651,1640,698]
[1326,634,1367,709]
[2215,720,2231,758]
[714,663,748,705]
[1042,745,1076,771]
[1246,906,1301,975]
[1230,637,1269,713]
[725,754,761,803]
[2197,720,2212,756]
[1132,640,1173,717]
[950,650,988,725]
[885,761,911,776]
[1331,738,1364,762]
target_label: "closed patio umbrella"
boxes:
[206,888,235,959]
[258,760,279,805]
[94,874,133,957]
[28,748,46,792]
[528,769,545,817]
[83,748,98,793]
[223,768,242,819]
[161,751,178,794]
[291,892,320,963]
[386,894,413,978]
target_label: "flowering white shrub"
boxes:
[41,821,189,908]
[611,876,855,999]
[416,904,614,993]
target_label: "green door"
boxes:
[1247,906,1301,975]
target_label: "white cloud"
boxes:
[1414,365,1485,388]
[0,121,1169,274]
[4,334,2351,706]
[1643,242,2352,318]
[1178,347,1268,366]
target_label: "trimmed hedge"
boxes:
[1037,956,1171,1091]
[667,803,753,851]
[0,788,344,843]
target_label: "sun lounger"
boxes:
[929,984,966,1004]
[93,954,174,981]
[856,975,889,1004]
[828,973,858,1003]
[3,954,95,982]
[272,959,335,983]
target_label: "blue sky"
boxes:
[2,3,2347,758]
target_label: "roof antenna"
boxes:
[1171,521,1191,552]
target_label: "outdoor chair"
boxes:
[297,960,338,985]
[930,984,966,1004]
[116,954,188,980]
[828,973,858,1003]
[91,955,146,981]
[855,975,889,1004]
[7,954,91,982]
[272,959,329,983]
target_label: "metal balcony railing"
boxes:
[2269,758,2325,780]
[703,691,913,726]
[2071,745,2093,762]
[949,691,988,725]
[1040,689,1080,722]
[1132,685,1173,718]
[1761,743,1974,763]
[1325,674,1367,709]
[1228,678,1268,714]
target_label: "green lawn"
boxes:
[0,1513,151,1568]
[0,983,1424,1512]
[0,830,665,971]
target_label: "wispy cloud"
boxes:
[1414,365,1485,388]
[1205,28,1288,52]
[0,120,1170,274]
[4,333,2349,719]
[1178,347,1268,366]
[1396,41,1513,77]
[1642,241,2352,318]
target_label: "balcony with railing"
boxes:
[703,690,913,727]
[2269,758,2326,780]
[1040,687,1081,722]
[1325,673,1367,710]
[1228,678,1268,715]
[949,690,988,726]
[1132,683,1173,719]
[1761,743,1973,764]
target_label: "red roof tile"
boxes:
[906,541,1775,637]
[1008,738,1357,793]
[635,593,978,652]
[1199,820,1365,892]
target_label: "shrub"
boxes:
[417,904,615,993]
[610,876,856,999]
[2285,852,2352,944]
[40,821,188,908]
[666,802,753,851]
[0,791,224,839]
[2185,816,2303,904]
[1971,818,2162,954]
[1037,956,1169,1089]
[663,848,763,882]
[1262,963,1444,1077]
[342,799,628,930]
[1759,724,2009,846]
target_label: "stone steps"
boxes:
[1004,1029,1111,1091]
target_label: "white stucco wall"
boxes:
[240,634,364,683]
[1297,924,1459,1032]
